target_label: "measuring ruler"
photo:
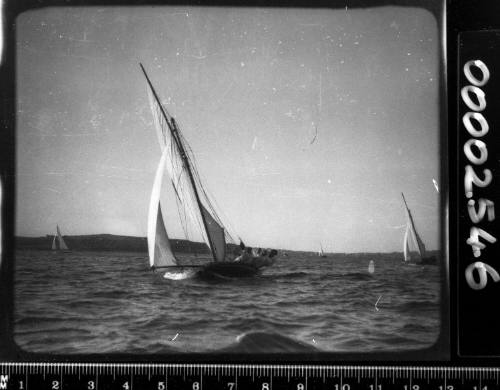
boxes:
[0,364,499,390]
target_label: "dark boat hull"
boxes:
[200,262,260,278]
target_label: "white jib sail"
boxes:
[56,225,68,250]
[148,147,177,268]
[404,215,426,262]
[51,235,57,250]
[403,222,411,262]
[147,84,227,262]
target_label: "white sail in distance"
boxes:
[401,194,426,262]
[52,225,69,251]
[143,64,228,262]
[147,147,178,268]
[403,223,411,262]
[318,243,326,257]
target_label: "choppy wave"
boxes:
[219,331,318,353]
[14,250,442,354]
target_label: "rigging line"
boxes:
[174,192,191,243]
[194,172,237,243]
[179,132,236,239]
[142,66,228,257]
[156,111,215,256]
[168,117,218,259]
[144,71,214,256]
[180,135,230,231]
[201,186,237,243]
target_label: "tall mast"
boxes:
[139,63,220,262]
[401,192,409,211]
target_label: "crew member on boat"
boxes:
[234,245,278,269]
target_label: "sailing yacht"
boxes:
[141,64,274,278]
[51,225,70,251]
[401,193,436,265]
[318,243,327,258]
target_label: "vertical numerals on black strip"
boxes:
[458,30,500,356]
[460,58,499,290]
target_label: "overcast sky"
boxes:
[16,5,440,253]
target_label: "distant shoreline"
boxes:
[15,234,439,260]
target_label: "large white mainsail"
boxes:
[141,64,229,264]
[401,193,426,262]
[147,147,177,268]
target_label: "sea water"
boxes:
[14,250,441,354]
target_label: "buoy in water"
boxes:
[368,260,375,274]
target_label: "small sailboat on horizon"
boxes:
[141,64,276,279]
[51,225,70,252]
[318,243,327,258]
[401,193,436,265]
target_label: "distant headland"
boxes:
[15,234,440,260]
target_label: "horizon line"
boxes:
[15,233,440,255]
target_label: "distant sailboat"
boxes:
[368,260,375,274]
[401,193,436,265]
[318,243,327,258]
[51,225,69,251]
[141,64,275,279]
